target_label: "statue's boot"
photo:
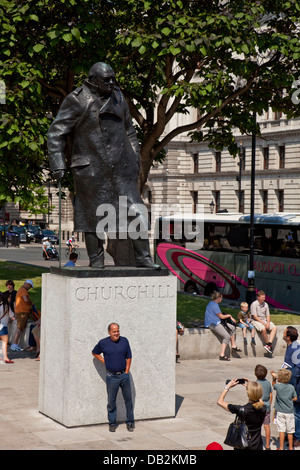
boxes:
[85,232,104,268]
[132,239,161,269]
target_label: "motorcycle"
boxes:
[42,245,59,260]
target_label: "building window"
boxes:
[239,147,246,170]
[279,146,285,169]
[238,190,245,213]
[212,190,220,213]
[192,153,199,173]
[262,190,268,213]
[191,191,198,214]
[277,190,284,212]
[274,110,282,120]
[263,147,269,170]
[215,151,221,172]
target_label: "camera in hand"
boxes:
[225,378,246,385]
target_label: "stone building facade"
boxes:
[147,110,300,230]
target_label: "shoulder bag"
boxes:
[223,407,250,449]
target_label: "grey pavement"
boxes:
[0,350,295,452]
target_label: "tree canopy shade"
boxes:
[1,0,300,211]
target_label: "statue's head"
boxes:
[87,62,115,97]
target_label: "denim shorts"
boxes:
[0,326,8,336]
[239,322,255,330]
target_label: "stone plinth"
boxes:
[38,267,177,427]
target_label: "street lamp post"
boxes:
[238,141,243,212]
[209,199,215,214]
[246,111,257,306]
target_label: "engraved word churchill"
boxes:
[75,284,175,301]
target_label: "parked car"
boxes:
[24,224,42,242]
[35,229,59,245]
[6,224,31,243]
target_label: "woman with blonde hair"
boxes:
[217,379,266,450]
[204,291,241,361]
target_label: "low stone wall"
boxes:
[177,324,290,360]
[7,321,290,361]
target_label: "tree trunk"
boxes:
[139,147,154,193]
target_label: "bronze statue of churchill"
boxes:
[47,62,154,268]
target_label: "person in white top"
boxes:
[0,292,15,363]
[42,237,52,259]
[66,235,78,254]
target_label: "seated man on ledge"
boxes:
[250,290,277,354]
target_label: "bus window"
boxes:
[254,228,269,253]
[227,226,249,251]
[261,227,300,258]
[203,224,227,251]
[156,219,203,247]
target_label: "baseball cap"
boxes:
[25,279,34,288]
[206,442,223,450]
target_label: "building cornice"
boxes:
[165,125,300,151]
[148,167,300,180]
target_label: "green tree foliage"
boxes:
[113,0,300,186]
[0,0,116,211]
[1,0,300,209]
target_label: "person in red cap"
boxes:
[206,442,223,450]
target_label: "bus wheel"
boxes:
[204,282,217,297]
[184,282,200,295]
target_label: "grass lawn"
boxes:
[1,261,299,326]
[177,292,300,327]
[0,261,49,310]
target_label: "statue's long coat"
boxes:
[47,83,144,234]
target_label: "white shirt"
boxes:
[0,304,14,330]
[42,240,51,250]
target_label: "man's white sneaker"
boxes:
[10,344,23,351]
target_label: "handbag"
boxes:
[221,317,235,334]
[176,321,185,336]
[224,407,250,449]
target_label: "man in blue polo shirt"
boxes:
[283,326,300,447]
[92,323,134,432]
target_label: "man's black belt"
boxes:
[107,369,125,375]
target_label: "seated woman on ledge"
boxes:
[204,291,241,361]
